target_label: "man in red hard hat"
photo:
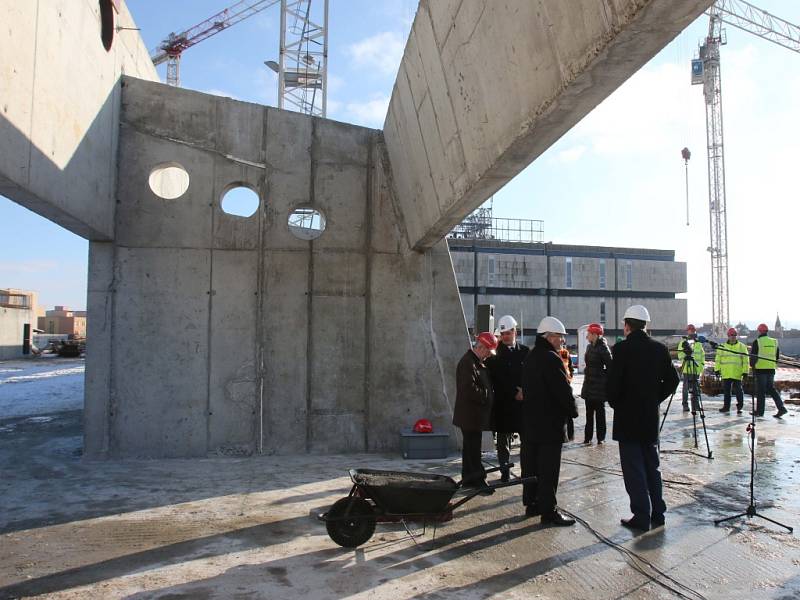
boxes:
[453,332,497,494]
[714,328,748,415]
[749,323,787,418]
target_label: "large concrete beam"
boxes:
[384,0,713,251]
[0,0,157,240]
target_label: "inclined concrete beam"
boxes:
[0,0,157,240]
[384,0,714,251]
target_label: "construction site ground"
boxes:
[1,359,799,599]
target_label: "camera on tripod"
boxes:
[680,338,695,360]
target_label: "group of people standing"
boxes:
[453,305,680,531]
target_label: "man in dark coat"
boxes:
[453,332,498,493]
[486,315,528,482]
[581,323,613,444]
[521,316,579,526]
[607,305,680,531]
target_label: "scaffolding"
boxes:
[449,203,544,244]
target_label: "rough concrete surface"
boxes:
[1,369,798,599]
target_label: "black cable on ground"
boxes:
[560,508,708,600]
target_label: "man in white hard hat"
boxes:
[607,305,679,531]
[520,316,579,526]
[486,315,528,482]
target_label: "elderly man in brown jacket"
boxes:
[453,332,498,494]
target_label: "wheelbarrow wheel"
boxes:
[325,497,376,548]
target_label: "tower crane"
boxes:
[691,0,800,338]
[149,0,328,118]
[150,0,279,87]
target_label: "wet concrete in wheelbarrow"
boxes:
[0,400,798,599]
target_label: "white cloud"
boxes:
[346,31,405,77]
[553,146,586,164]
[343,96,390,128]
[203,89,240,100]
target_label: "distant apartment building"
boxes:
[0,288,39,359]
[447,217,687,344]
[38,306,87,337]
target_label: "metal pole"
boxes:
[321,0,328,117]
[278,0,287,110]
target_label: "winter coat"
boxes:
[486,342,529,433]
[714,340,748,380]
[453,349,494,432]
[606,329,680,443]
[521,335,579,444]
[581,336,613,404]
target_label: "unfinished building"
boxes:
[0,0,714,458]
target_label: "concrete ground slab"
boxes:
[1,377,798,599]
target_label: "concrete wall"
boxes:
[84,78,468,458]
[0,0,158,240]
[0,306,35,360]
[384,0,713,250]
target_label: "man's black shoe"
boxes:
[524,504,540,517]
[774,408,788,418]
[737,409,743,415]
[651,515,665,527]
[682,405,690,412]
[463,482,494,496]
[719,407,730,413]
[541,511,575,526]
[751,411,764,417]
[620,517,650,532]
[500,470,510,483]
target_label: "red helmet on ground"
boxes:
[413,418,433,433]
[587,323,604,335]
[686,324,696,333]
[727,327,737,337]
[757,323,768,334]
[476,332,498,353]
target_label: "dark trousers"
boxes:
[495,432,513,471]
[460,429,485,485]
[619,441,666,523]
[522,441,562,514]
[584,400,606,442]
[682,373,700,410]
[721,378,743,411]
[755,371,784,415]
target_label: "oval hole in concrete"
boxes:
[221,186,260,218]
[148,163,190,200]
[288,207,326,240]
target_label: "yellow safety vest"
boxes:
[754,336,778,371]
[715,341,748,380]
[680,338,705,375]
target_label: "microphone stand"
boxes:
[710,340,793,532]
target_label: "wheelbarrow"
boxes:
[319,464,535,548]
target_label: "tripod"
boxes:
[660,346,713,459]
[714,385,793,532]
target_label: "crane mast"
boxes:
[692,0,800,338]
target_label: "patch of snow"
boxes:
[0,358,84,419]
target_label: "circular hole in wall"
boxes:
[148,163,190,200]
[221,186,260,217]
[288,207,326,240]
[99,0,114,51]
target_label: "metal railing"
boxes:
[448,217,544,243]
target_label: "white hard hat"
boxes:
[623,304,651,322]
[537,316,567,335]
[497,315,518,332]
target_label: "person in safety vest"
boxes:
[714,328,748,415]
[453,332,497,495]
[679,324,705,413]
[749,323,787,418]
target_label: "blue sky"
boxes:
[1,0,798,329]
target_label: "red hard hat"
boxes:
[757,323,768,334]
[587,323,604,335]
[413,418,433,433]
[686,324,696,332]
[727,327,737,337]
[476,332,498,353]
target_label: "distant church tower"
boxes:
[775,313,784,339]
